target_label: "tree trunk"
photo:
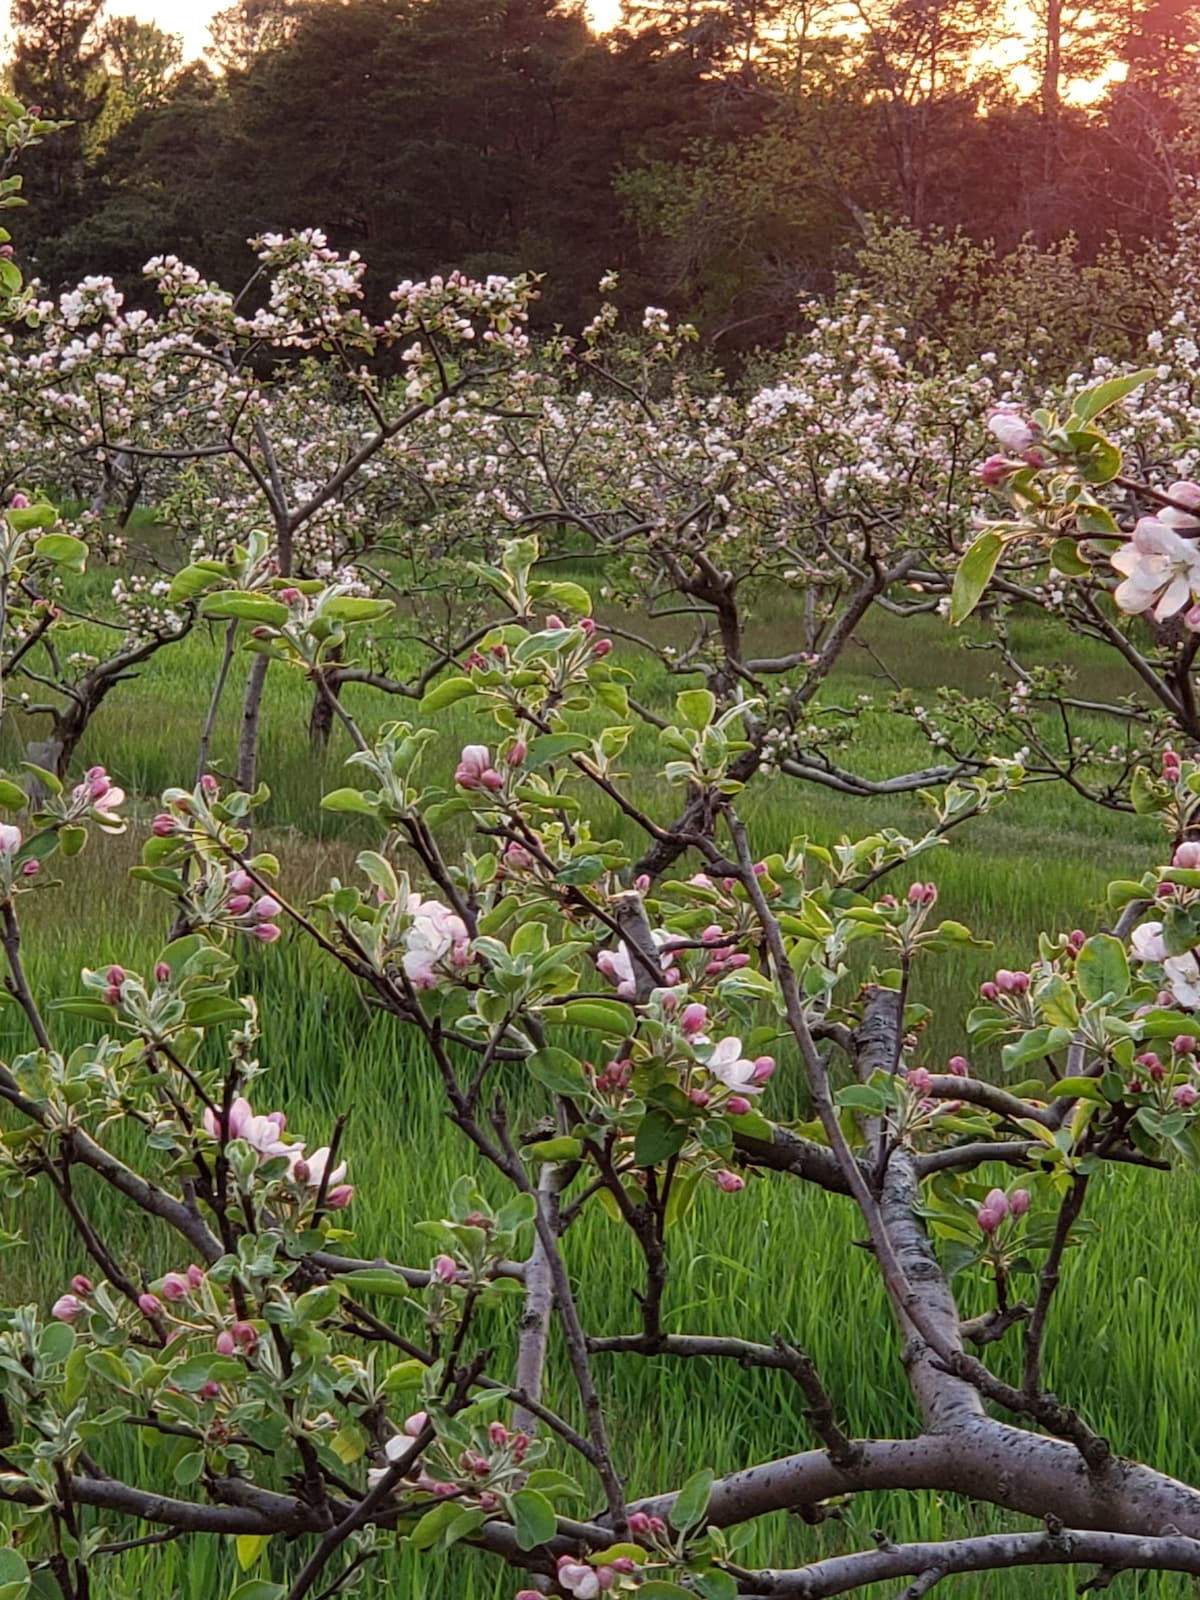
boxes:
[236,652,271,794]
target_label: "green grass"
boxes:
[1,569,1192,1598]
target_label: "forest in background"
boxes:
[1,0,1199,345]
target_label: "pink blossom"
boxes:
[907,1067,933,1094]
[106,965,126,986]
[253,894,282,920]
[52,1293,85,1322]
[948,1055,969,1076]
[1175,1083,1198,1109]
[1176,1035,1197,1056]
[592,638,612,657]
[557,1558,601,1598]
[0,824,22,856]
[160,1272,190,1301]
[1174,842,1200,869]
[488,1421,509,1447]
[727,1095,752,1115]
[20,860,38,878]
[403,894,470,989]
[216,1330,236,1355]
[987,408,1035,453]
[252,922,281,943]
[186,1264,205,1288]
[326,1184,354,1209]
[155,962,171,982]
[403,1410,429,1438]
[70,1274,92,1296]
[628,1512,652,1536]
[434,1254,459,1284]
[138,1293,162,1317]
[546,614,565,629]
[9,493,29,509]
[751,1055,776,1084]
[507,740,527,766]
[280,587,301,603]
[707,1036,766,1096]
[480,767,505,791]
[199,774,219,796]
[1111,517,1200,619]
[229,869,254,894]
[293,1146,347,1190]
[232,1320,259,1352]
[715,1169,745,1193]
[227,894,252,915]
[1009,1188,1031,1216]
[455,744,491,789]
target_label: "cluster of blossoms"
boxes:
[402,893,470,989]
[976,1185,1031,1235]
[201,1094,352,1207]
[367,1413,534,1505]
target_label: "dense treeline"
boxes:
[4,0,1200,342]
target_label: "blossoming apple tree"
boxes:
[8,433,1200,1599]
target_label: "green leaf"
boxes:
[636,1585,696,1599]
[333,1268,411,1298]
[526,1047,590,1097]
[418,676,479,714]
[199,591,289,627]
[1001,1025,1072,1073]
[409,1501,464,1552]
[1075,934,1130,1003]
[32,532,86,571]
[671,1466,714,1532]
[1071,368,1157,424]
[949,531,1004,625]
[553,999,633,1036]
[527,1136,585,1163]
[227,1584,285,1600]
[511,1487,557,1550]
[537,580,593,614]
[321,596,393,623]
[694,1571,739,1600]
[0,779,26,811]
[320,787,378,816]
[676,688,716,730]
[634,1109,687,1167]
[174,1449,204,1485]
[234,1535,271,1571]
[169,562,227,602]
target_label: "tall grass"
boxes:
[1,586,1189,1597]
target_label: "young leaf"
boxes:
[949,530,1004,625]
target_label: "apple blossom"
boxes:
[52,1293,85,1322]
[0,824,21,855]
[1110,517,1200,619]
[987,408,1035,453]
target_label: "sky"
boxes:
[121,0,621,59]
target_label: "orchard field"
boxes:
[13,96,1200,1600]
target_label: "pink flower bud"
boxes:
[715,1169,744,1193]
[199,1380,221,1399]
[70,1274,92,1297]
[104,985,122,1006]
[545,614,565,629]
[580,616,597,635]
[947,1055,969,1076]
[512,1431,531,1460]
[688,1087,711,1107]
[434,1254,459,1284]
[906,1067,932,1094]
[980,981,999,1000]
[186,1263,205,1288]
[1176,1035,1197,1056]
[1174,842,1200,869]
[160,1272,190,1301]
[979,453,1013,487]
[52,1294,85,1322]
[253,894,282,920]
[1008,1188,1031,1216]
[403,1410,429,1438]
[199,774,219,796]
[596,1569,616,1591]
[215,1330,236,1355]
[590,635,613,658]
[151,813,176,837]
[506,739,527,766]
[635,873,651,891]
[488,1421,509,1447]
[292,1159,311,1184]
[280,587,301,603]
[725,953,751,969]
[229,869,254,894]
[480,767,505,791]
[612,1558,636,1574]
[681,1002,707,1036]
[1176,1083,1198,1109]
[727,1095,752,1115]
[227,894,252,915]
[106,965,126,986]
[326,1184,354,1209]
[21,859,39,878]
[155,962,171,982]
[628,1511,652,1536]
[138,1293,162,1317]
[751,1055,776,1084]
[9,493,29,509]
[977,1206,1001,1234]
[252,922,282,943]
[232,1320,258,1352]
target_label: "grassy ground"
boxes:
[2,567,1193,1598]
